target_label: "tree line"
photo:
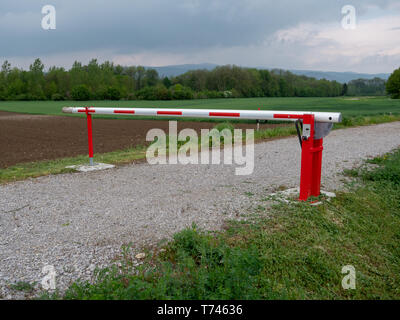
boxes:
[344,78,387,96]
[0,58,390,101]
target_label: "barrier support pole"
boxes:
[85,107,94,166]
[299,114,314,201]
[298,114,324,201]
[271,113,323,201]
[311,138,323,197]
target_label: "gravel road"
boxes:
[1,121,399,298]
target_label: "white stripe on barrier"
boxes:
[62,107,342,123]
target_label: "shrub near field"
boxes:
[45,149,400,300]
[386,67,400,99]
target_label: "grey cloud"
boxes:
[0,0,398,58]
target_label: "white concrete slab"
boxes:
[66,163,115,172]
[269,187,336,205]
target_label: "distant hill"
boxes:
[145,63,390,83]
[146,63,217,78]
[288,70,390,83]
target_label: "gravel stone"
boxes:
[0,122,399,299]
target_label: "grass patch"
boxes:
[47,149,400,300]
[0,145,147,184]
[362,150,400,185]
[9,281,36,293]
[335,114,400,129]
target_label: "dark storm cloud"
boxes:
[0,0,398,58]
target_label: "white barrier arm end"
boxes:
[62,107,74,114]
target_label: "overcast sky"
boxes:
[1,0,400,73]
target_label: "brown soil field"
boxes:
[0,111,286,168]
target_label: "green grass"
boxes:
[44,149,400,300]
[0,146,147,184]
[9,281,36,293]
[0,96,399,120]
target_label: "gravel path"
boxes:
[1,121,400,298]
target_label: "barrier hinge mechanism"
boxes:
[302,123,311,141]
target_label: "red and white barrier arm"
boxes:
[62,106,342,201]
[62,107,342,123]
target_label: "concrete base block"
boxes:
[66,163,115,172]
[269,187,336,205]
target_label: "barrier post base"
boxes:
[270,187,335,205]
[66,163,115,172]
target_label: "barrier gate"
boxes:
[62,107,342,201]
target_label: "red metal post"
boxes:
[299,114,315,201]
[85,107,94,166]
[272,113,324,201]
[311,138,323,197]
[298,114,324,201]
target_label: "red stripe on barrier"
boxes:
[114,110,135,114]
[209,112,240,117]
[157,111,183,115]
[273,114,303,119]
[78,109,96,113]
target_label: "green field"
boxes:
[0,96,399,119]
